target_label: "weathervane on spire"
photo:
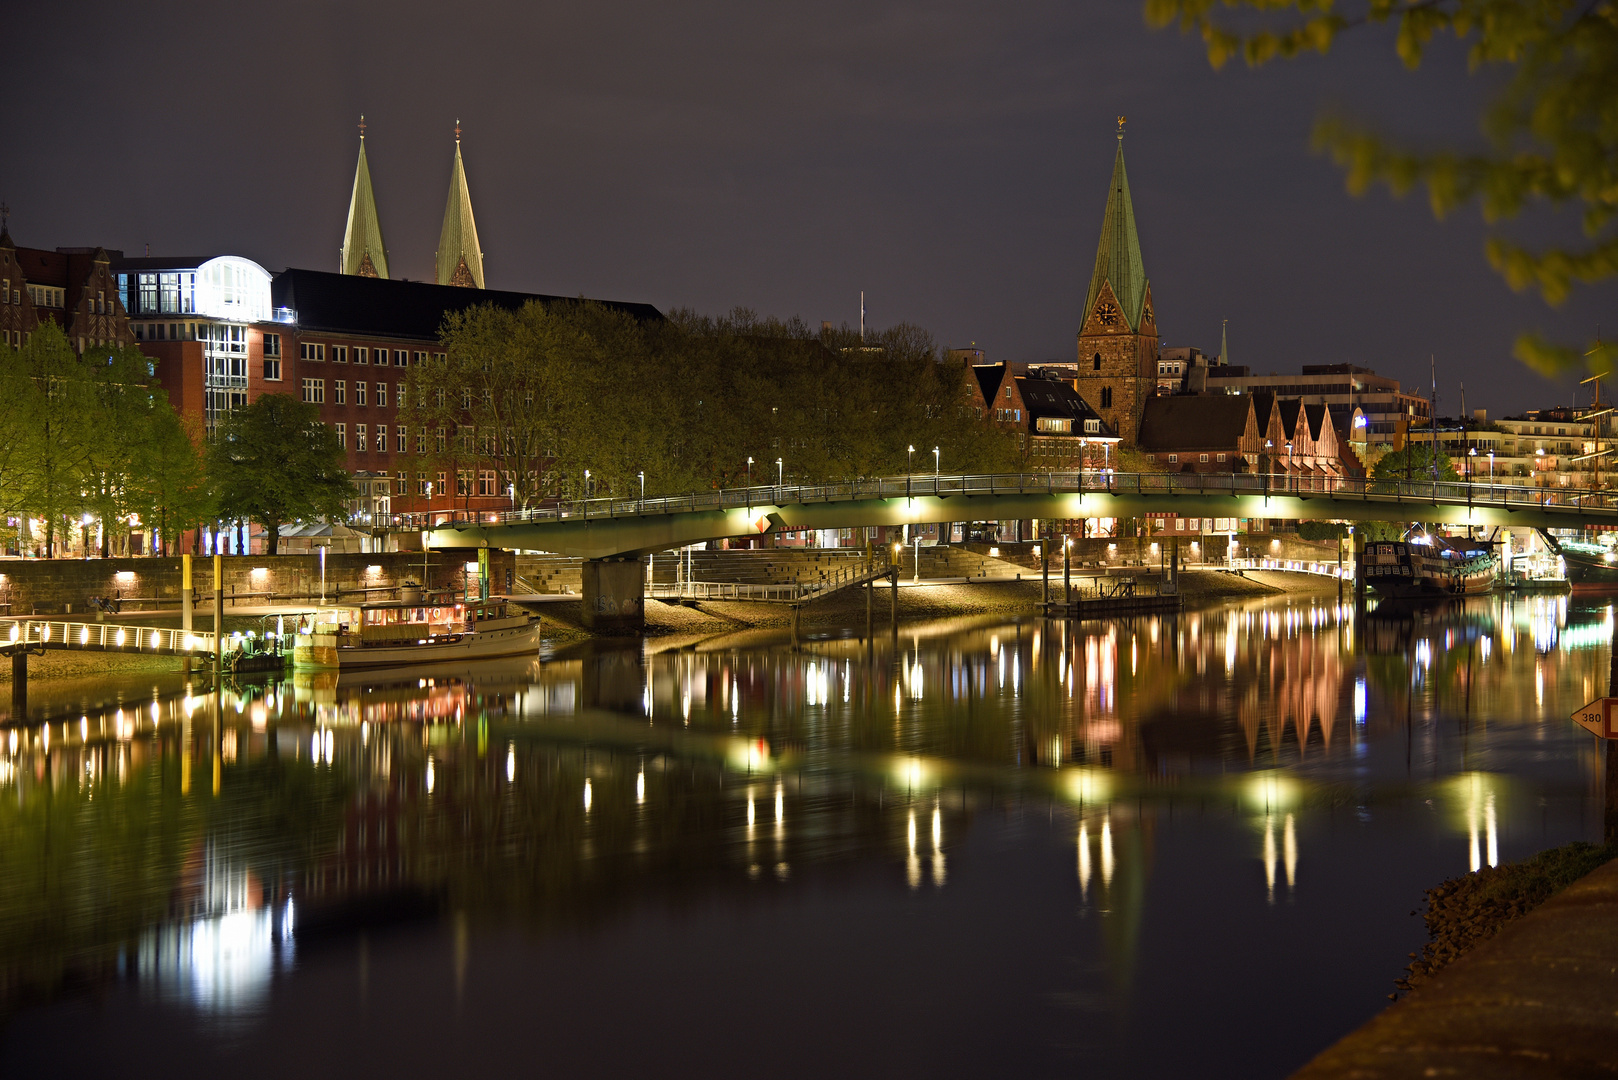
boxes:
[1117,115,1127,140]
[358,114,366,140]
[455,118,461,143]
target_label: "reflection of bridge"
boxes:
[3,620,218,715]
[408,471,1618,630]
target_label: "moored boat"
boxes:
[1363,534,1497,599]
[292,598,541,671]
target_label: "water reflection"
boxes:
[0,594,1610,1077]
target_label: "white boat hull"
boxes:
[294,619,542,671]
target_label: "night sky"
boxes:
[2,1,1609,415]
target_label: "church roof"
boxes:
[1084,137,1148,331]
[1137,395,1252,450]
[436,128,484,289]
[341,131,388,279]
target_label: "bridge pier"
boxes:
[581,557,645,635]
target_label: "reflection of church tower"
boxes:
[340,116,389,279]
[1075,119,1159,445]
[436,121,485,289]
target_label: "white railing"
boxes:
[3,620,218,656]
[649,564,894,604]
[1222,557,1353,579]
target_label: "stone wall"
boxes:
[0,550,516,615]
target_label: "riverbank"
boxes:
[1297,842,1618,1078]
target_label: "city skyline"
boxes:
[1,1,1611,416]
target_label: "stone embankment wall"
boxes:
[960,533,1342,569]
[0,550,516,615]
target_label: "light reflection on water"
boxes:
[0,592,1610,1077]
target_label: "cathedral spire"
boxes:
[1083,123,1148,331]
[340,116,388,279]
[436,120,484,289]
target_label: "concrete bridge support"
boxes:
[11,652,25,717]
[581,557,645,635]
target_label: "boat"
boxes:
[1534,532,1618,592]
[292,597,541,671]
[1363,533,1498,599]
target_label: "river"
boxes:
[0,593,1609,1078]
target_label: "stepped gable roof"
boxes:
[271,268,661,339]
[1137,394,1252,450]
[341,121,389,279]
[1277,398,1305,441]
[1084,134,1149,331]
[435,123,484,289]
[973,364,1009,406]
[1250,390,1277,432]
[1013,376,1117,436]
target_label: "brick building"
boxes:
[0,225,135,352]
[967,362,1119,468]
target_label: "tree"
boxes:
[130,405,212,555]
[10,324,95,557]
[1147,0,1618,374]
[208,394,353,555]
[1372,443,1461,484]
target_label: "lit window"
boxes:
[356,424,367,452]
[301,377,325,404]
[334,422,346,448]
[354,347,368,365]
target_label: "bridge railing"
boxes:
[4,620,217,656]
[376,471,1614,532]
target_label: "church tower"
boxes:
[436,121,485,289]
[340,116,389,279]
[1075,119,1158,445]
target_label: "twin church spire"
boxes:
[340,117,485,288]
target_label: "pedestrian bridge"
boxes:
[410,471,1618,561]
[4,620,217,658]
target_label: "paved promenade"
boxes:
[1294,858,1618,1078]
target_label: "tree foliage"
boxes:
[0,324,209,556]
[404,302,1020,506]
[1371,442,1461,482]
[1146,0,1618,375]
[208,394,353,555]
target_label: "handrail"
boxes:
[377,471,1618,532]
[2,620,219,656]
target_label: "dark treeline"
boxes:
[402,302,1019,506]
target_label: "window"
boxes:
[1167,454,1178,463]
[462,389,472,409]
[417,429,428,453]
[263,357,282,381]
[334,380,345,405]
[436,428,447,453]
[300,342,325,361]
[396,383,406,409]
[457,470,472,496]
[397,425,408,453]
[264,333,280,357]
[355,424,367,452]
[1003,385,1012,400]
[459,424,474,451]
[334,422,346,448]
[390,350,405,366]
[1216,453,1227,462]
[332,345,347,363]
[1199,454,1209,463]
[414,351,428,365]
[418,473,432,496]
[355,381,366,407]
[1100,387,1113,408]
[434,352,446,363]
[1084,419,1100,434]
[376,382,387,408]
[354,347,368,365]
[301,377,325,403]
[478,470,498,496]
[1092,353,1101,370]
[437,471,447,494]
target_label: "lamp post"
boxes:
[1469,446,1477,486]
[933,446,940,495]
[583,469,590,520]
[1488,449,1495,496]
[776,457,783,492]
[638,470,645,508]
[1286,441,1293,494]
[907,444,914,497]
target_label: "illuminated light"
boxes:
[1485,792,1498,868]
[1354,678,1367,724]
[365,564,383,574]
[747,790,756,829]
[582,777,592,811]
[324,729,333,760]
[80,626,90,645]
[151,701,160,721]
[931,805,942,849]
[465,561,480,574]
[6,624,14,643]
[1284,813,1297,891]
[1246,771,1298,813]
[250,566,269,577]
[150,632,162,650]
[115,571,136,583]
[637,769,646,804]
[115,628,126,647]
[426,757,436,794]
[774,781,784,824]
[506,745,515,783]
[1065,767,1112,804]
[360,720,368,743]
[906,810,921,890]
[1077,823,1091,900]
[1100,817,1114,887]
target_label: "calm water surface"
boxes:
[0,594,1609,1078]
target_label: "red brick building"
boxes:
[0,226,135,352]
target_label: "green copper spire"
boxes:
[341,117,388,279]
[436,121,485,289]
[1083,122,1148,331]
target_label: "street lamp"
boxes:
[1286,441,1293,493]
[1488,449,1495,495]
[746,456,754,487]
[933,446,940,475]
[583,468,590,520]
[776,457,783,489]
[638,470,645,505]
[908,444,915,472]
[1469,446,1477,484]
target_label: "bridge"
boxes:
[3,620,219,717]
[399,471,1618,631]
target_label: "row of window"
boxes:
[300,344,442,366]
[1162,453,1229,463]
[299,377,402,407]
[26,284,65,308]
[333,423,411,453]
